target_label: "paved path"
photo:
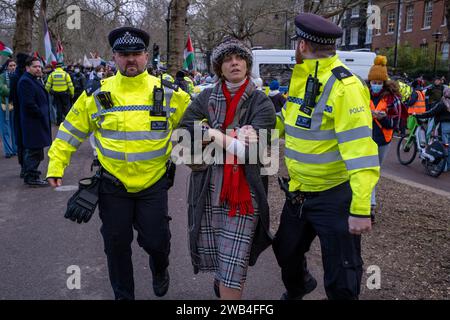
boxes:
[1,132,447,300]
[0,135,325,300]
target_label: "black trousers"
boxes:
[52,92,71,125]
[98,174,171,300]
[23,148,44,180]
[273,182,363,300]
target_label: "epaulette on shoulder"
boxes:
[331,66,353,81]
[332,66,360,87]
[161,79,179,92]
[85,81,101,97]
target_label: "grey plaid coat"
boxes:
[179,87,277,273]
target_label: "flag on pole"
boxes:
[42,10,57,65]
[33,51,46,67]
[183,35,195,71]
[83,55,93,68]
[56,39,64,63]
[0,41,13,57]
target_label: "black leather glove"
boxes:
[65,176,100,224]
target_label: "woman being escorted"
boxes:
[179,38,276,299]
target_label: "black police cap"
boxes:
[293,13,343,45]
[108,27,150,53]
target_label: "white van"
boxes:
[252,49,376,93]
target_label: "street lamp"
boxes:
[284,11,288,49]
[432,30,443,76]
[393,0,401,70]
[166,0,174,68]
[275,11,289,49]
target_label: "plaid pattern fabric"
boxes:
[196,182,259,290]
[207,80,255,129]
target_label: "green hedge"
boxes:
[379,45,449,79]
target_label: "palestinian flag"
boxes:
[33,51,46,67]
[0,41,13,57]
[56,39,64,63]
[42,9,56,65]
[183,35,195,71]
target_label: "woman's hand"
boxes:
[237,125,258,146]
[200,122,211,146]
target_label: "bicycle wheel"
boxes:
[424,157,446,177]
[397,135,417,165]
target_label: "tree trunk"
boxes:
[446,0,450,80]
[13,0,36,54]
[36,0,47,59]
[168,0,189,76]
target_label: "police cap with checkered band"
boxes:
[292,13,343,45]
[108,27,150,53]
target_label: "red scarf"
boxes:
[219,79,254,217]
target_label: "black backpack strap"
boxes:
[161,79,179,92]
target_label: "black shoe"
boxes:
[153,269,169,297]
[280,273,317,300]
[24,178,49,187]
[213,279,220,298]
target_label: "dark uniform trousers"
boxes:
[273,182,363,300]
[23,148,44,180]
[98,173,171,300]
[52,91,71,125]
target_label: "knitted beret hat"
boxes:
[211,37,253,77]
[368,55,388,81]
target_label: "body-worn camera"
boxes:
[96,91,114,109]
[151,86,166,117]
[301,61,322,116]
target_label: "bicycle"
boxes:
[396,115,448,177]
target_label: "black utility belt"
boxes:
[100,168,124,187]
[298,181,350,199]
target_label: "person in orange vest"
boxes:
[368,56,401,222]
[407,79,426,115]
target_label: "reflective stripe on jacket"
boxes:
[45,67,75,96]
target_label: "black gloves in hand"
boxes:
[65,176,100,224]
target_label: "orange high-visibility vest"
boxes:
[370,98,394,143]
[408,90,426,114]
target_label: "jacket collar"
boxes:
[115,70,150,90]
[297,54,339,77]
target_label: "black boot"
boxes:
[213,279,220,298]
[152,268,169,297]
[280,270,317,300]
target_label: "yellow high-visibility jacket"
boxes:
[276,55,380,217]
[47,71,191,193]
[45,67,75,96]
[184,76,194,94]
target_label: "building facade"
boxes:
[369,0,449,59]
[338,4,371,51]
